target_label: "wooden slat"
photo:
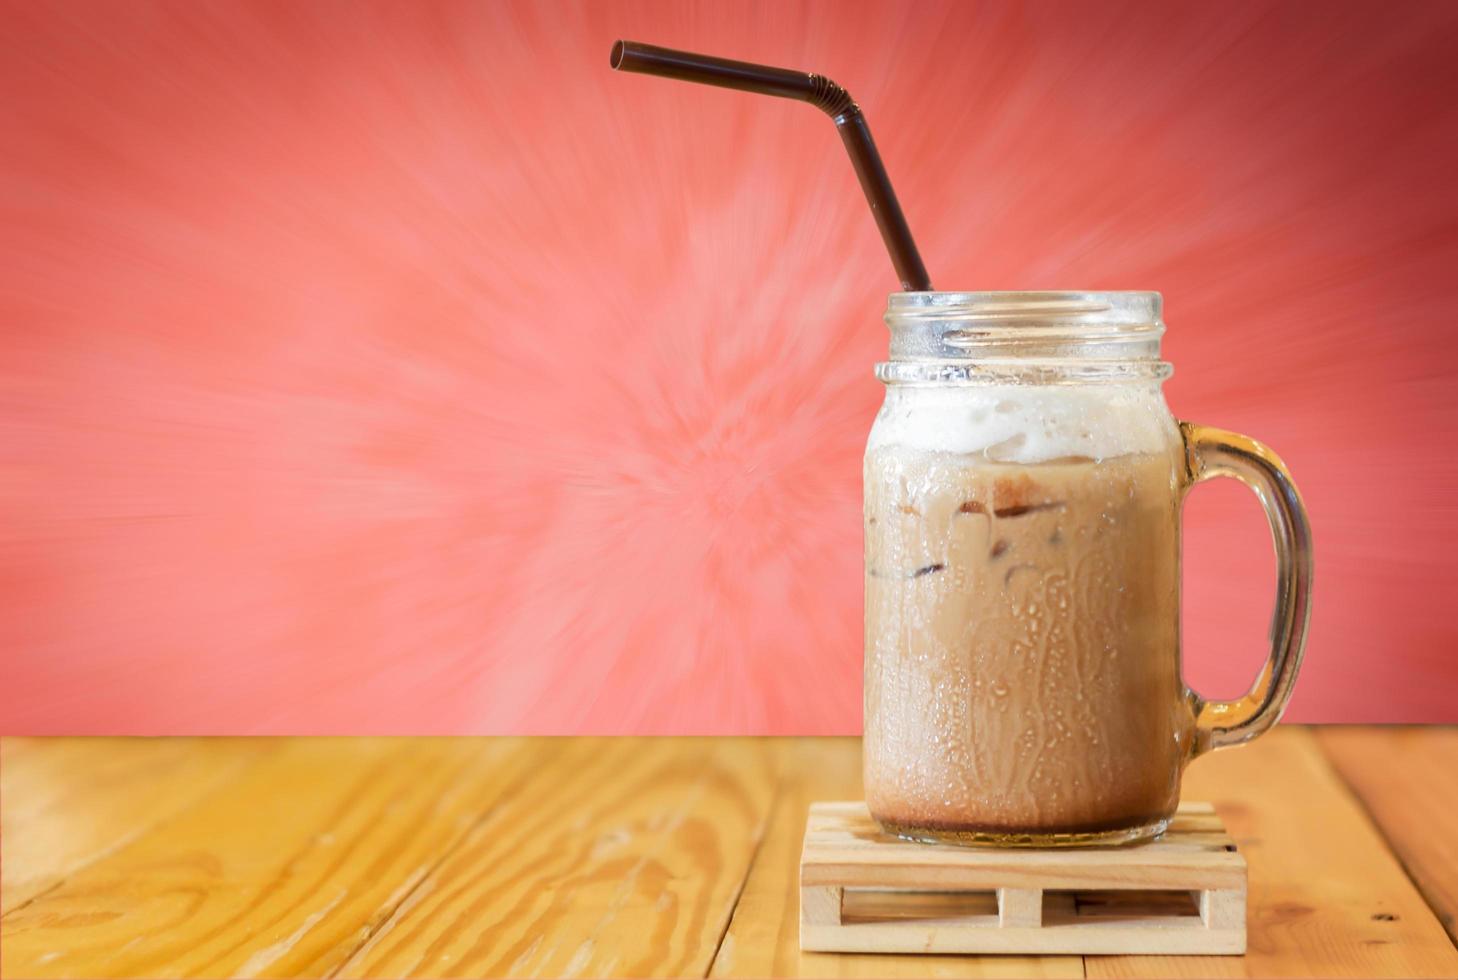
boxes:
[1,738,545,978]
[0,737,270,913]
[803,916,1239,958]
[333,737,777,978]
[1318,726,1458,945]
[707,737,1081,979]
[802,801,1244,893]
[1086,726,1458,978]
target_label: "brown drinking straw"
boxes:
[611,40,933,292]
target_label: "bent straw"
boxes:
[611,40,932,292]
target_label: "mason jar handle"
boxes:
[1180,423,1314,756]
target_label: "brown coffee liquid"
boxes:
[863,445,1195,841]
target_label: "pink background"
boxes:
[3,1,1457,733]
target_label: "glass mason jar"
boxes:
[863,291,1312,847]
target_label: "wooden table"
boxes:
[2,728,1456,978]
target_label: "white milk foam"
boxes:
[866,385,1175,463]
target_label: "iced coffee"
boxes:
[863,383,1197,844]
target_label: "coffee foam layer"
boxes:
[866,385,1174,463]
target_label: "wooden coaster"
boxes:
[799,801,1246,955]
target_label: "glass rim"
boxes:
[886,290,1163,326]
[880,291,1170,385]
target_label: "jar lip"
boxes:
[881,291,1168,384]
[887,290,1162,325]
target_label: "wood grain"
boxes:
[1085,727,1458,978]
[1318,726,1458,945]
[1,738,545,978]
[0,738,270,914]
[3,732,1456,979]
[707,738,1082,978]
[333,737,777,978]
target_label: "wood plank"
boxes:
[1086,726,1458,978]
[1318,726,1458,945]
[1,737,545,978]
[333,737,778,978]
[801,801,1245,892]
[1,737,270,913]
[707,737,1081,979]
[803,920,1238,958]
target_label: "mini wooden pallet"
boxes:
[799,801,1246,955]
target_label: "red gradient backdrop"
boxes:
[3,1,1457,733]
